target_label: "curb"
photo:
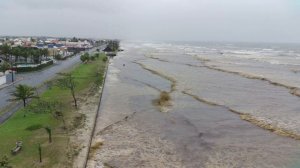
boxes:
[0,78,23,91]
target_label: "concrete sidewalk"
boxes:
[0,77,23,91]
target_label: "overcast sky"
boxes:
[0,0,300,43]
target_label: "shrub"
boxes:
[80,53,90,62]
[95,53,100,58]
[0,155,11,167]
[80,55,86,62]
[90,56,95,61]
[25,100,63,114]
[54,54,63,60]
[158,91,171,106]
[102,56,108,62]
[0,62,10,73]
[25,124,43,131]
[95,75,103,87]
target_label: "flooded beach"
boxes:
[88,42,300,168]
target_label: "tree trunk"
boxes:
[23,99,27,117]
[38,144,42,163]
[71,89,77,108]
[23,99,26,107]
[49,131,52,143]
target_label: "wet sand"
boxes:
[87,42,300,168]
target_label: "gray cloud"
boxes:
[0,0,300,43]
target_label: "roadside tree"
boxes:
[57,73,78,108]
[11,84,37,108]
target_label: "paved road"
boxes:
[0,45,105,124]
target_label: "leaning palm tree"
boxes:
[11,84,37,107]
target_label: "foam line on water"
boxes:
[182,90,300,140]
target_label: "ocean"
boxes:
[88,41,300,168]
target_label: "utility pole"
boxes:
[11,68,14,83]
[9,47,14,83]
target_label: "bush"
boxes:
[25,124,43,131]
[90,56,95,61]
[158,91,171,106]
[25,100,63,114]
[95,75,103,87]
[80,53,90,62]
[94,53,100,58]
[0,155,11,167]
[54,54,63,60]
[80,55,86,62]
[0,62,10,73]
[102,56,108,62]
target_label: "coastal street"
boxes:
[0,45,105,123]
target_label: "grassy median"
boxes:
[0,53,107,168]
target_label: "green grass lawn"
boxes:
[0,53,107,168]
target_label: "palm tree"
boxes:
[11,46,21,63]
[28,49,34,63]
[32,49,40,64]
[42,48,49,60]
[0,44,11,61]
[23,50,29,64]
[11,84,37,108]
[0,62,10,73]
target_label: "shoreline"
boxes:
[85,42,300,167]
[79,57,109,168]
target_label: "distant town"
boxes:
[0,36,103,58]
[0,36,117,87]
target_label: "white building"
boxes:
[13,39,23,47]
[0,73,6,86]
